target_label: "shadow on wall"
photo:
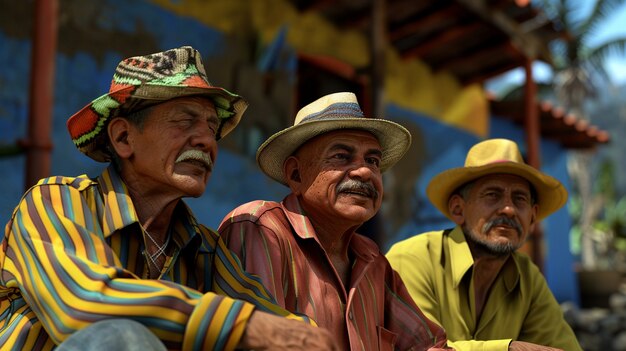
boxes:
[382,119,427,240]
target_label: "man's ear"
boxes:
[107,117,133,159]
[283,156,302,194]
[448,194,466,225]
[530,203,538,227]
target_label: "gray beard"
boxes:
[462,225,522,257]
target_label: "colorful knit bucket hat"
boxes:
[256,92,412,185]
[67,46,248,162]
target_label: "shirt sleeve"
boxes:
[386,265,452,350]
[387,237,444,327]
[517,263,583,351]
[218,213,288,307]
[0,183,253,350]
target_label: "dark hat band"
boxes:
[300,102,364,123]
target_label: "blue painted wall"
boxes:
[0,0,578,305]
[0,0,266,230]
[380,105,579,304]
[490,116,579,304]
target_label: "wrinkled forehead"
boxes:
[295,131,380,161]
[473,173,534,193]
[306,129,380,148]
[144,96,218,120]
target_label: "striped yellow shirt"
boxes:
[0,165,307,351]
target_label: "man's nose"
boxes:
[498,196,517,216]
[348,160,375,180]
[191,126,218,152]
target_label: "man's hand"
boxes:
[238,310,339,350]
[509,341,564,351]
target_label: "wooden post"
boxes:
[364,0,387,247]
[523,58,544,271]
[24,0,58,189]
[371,0,386,117]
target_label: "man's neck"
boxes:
[313,222,354,255]
[466,239,510,321]
[123,174,180,241]
[307,215,360,290]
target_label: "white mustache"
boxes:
[175,150,213,171]
[482,216,522,236]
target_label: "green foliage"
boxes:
[539,0,626,269]
[540,0,626,112]
[568,156,626,266]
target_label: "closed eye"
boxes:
[332,153,350,160]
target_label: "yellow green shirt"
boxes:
[386,227,582,351]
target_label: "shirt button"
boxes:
[348,311,354,320]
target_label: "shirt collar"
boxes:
[448,226,474,288]
[448,226,520,291]
[280,193,377,262]
[96,165,202,249]
[97,165,139,238]
[281,193,317,240]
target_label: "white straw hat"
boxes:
[257,92,411,185]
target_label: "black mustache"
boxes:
[336,179,379,200]
[483,216,522,235]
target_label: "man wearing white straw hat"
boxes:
[387,139,582,351]
[0,46,336,351]
[219,92,453,351]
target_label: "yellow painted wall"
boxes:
[151,0,488,137]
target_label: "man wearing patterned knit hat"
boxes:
[0,46,336,351]
[218,92,452,351]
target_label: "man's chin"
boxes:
[464,229,519,256]
[175,164,209,178]
[336,206,377,224]
[482,240,519,256]
[172,175,208,197]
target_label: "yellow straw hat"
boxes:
[426,138,568,221]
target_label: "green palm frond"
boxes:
[541,0,626,107]
[579,0,626,39]
[587,37,626,61]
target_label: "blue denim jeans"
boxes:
[55,319,167,351]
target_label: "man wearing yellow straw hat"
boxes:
[219,92,453,351]
[0,46,336,351]
[387,139,582,351]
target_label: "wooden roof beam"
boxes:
[539,117,575,133]
[436,39,511,71]
[456,0,549,61]
[461,56,522,84]
[386,0,436,25]
[400,22,483,59]
[541,132,595,145]
[461,39,525,83]
[389,4,460,41]
[291,0,334,12]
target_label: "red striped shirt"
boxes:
[219,194,450,351]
